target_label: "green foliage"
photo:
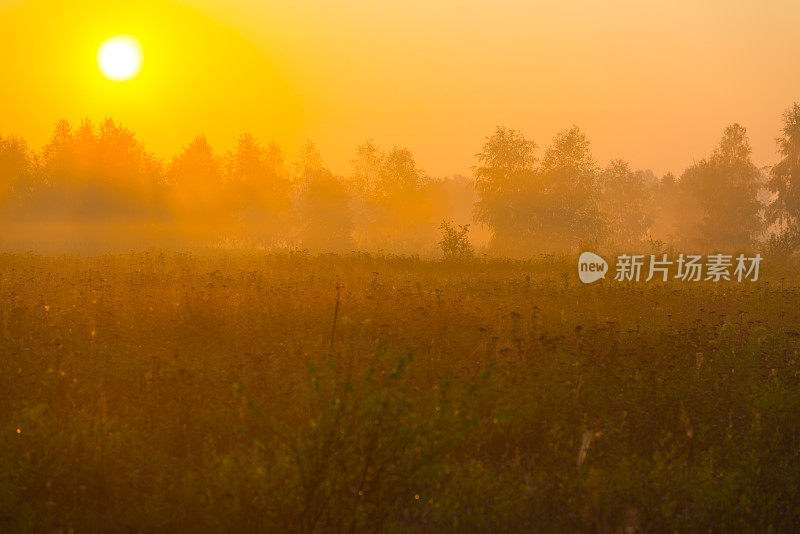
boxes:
[438,220,473,260]
[473,127,538,252]
[297,142,355,252]
[680,123,764,251]
[768,103,800,234]
[474,126,604,254]
[251,348,468,532]
[3,109,800,255]
[350,142,436,253]
[0,135,35,204]
[761,228,799,265]
[599,160,653,248]
[1,252,800,531]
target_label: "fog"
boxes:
[2,105,799,257]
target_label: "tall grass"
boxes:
[1,251,799,532]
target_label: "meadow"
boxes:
[1,251,799,532]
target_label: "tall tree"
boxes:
[379,148,425,197]
[167,135,228,227]
[33,119,163,222]
[351,141,383,198]
[226,133,290,213]
[537,126,601,248]
[0,135,35,204]
[350,143,434,252]
[473,127,537,252]
[296,142,353,251]
[599,159,653,247]
[681,123,763,250]
[474,125,601,252]
[767,102,800,247]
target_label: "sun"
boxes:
[97,36,143,82]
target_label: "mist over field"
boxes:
[2,100,800,532]
[4,0,800,531]
[2,103,799,258]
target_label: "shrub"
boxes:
[438,220,473,260]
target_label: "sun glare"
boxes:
[97,36,143,82]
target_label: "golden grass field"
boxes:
[1,251,799,532]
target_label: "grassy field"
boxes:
[1,251,799,532]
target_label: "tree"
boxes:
[0,135,35,205]
[378,147,433,249]
[169,135,221,186]
[379,148,424,197]
[40,120,77,186]
[350,142,435,252]
[537,126,601,248]
[351,141,384,198]
[599,160,653,248]
[226,133,291,213]
[767,102,800,249]
[438,220,473,260]
[473,127,537,252]
[167,135,228,228]
[31,119,163,222]
[474,126,602,253]
[650,171,703,247]
[296,142,353,252]
[222,134,293,245]
[681,123,763,250]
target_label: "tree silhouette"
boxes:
[30,119,163,222]
[474,126,601,253]
[296,142,353,251]
[350,142,434,252]
[0,109,797,254]
[473,127,537,253]
[599,159,653,248]
[681,123,763,250]
[226,133,291,213]
[767,102,800,249]
[0,135,35,205]
[351,141,383,198]
[167,135,228,230]
[537,126,601,249]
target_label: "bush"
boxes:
[438,220,473,260]
[762,228,799,264]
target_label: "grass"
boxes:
[1,251,799,532]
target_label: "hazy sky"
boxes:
[1,0,798,178]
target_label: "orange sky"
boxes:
[0,0,798,178]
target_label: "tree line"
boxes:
[1,103,799,255]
